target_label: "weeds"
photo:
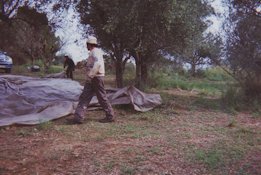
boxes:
[122,66,230,94]
[221,85,261,113]
[54,125,67,133]
[2,66,260,175]
[148,71,227,97]
[12,64,63,77]
[251,99,261,117]
[237,163,255,175]
[129,110,169,123]
[37,121,53,130]
[252,111,261,119]
[45,65,63,74]
[15,128,33,137]
[191,124,257,173]
[192,96,221,110]
[120,165,136,175]
[134,155,146,163]
[221,86,243,111]
[147,147,162,156]
[122,147,135,155]
[227,118,237,128]
[204,67,233,82]
[195,149,223,169]
[193,145,245,171]
[105,160,116,171]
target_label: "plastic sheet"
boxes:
[0,75,162,126]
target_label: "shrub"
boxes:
[204,67,233,81]
[45,65,63,74]
[221,86,243,111]
[221,82,261,112]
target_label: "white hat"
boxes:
[87,36,97,45]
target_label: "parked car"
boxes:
[0,51,13,73]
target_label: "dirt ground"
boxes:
[0,78,261,175]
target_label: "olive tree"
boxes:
[225,0,261,97]
[180,33,222,76]
[0,4,60,66]
[77,0,211,88]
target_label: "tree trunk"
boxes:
[141,58,148,84]
[134,51,150,89]
[191,63,196,77]
[44,60,51,73]
[135,52,142,89]
[115,59,124,88]
[190,56,197,77]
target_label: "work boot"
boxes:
[99,117,115,123]
[67,113,84,124]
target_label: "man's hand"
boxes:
[64,66,68,72]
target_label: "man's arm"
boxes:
[87,56,101,78]
[64,60,67,68]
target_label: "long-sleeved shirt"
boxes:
[64,58,75,70]
[86,47,105,79]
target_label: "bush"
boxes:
[148,71,225,95]
[204,67,233,81]
[33,59,44,67]
[221,86,243,111]
[45,65,63,74]
[244,79,261,98]
[221,84,261,112]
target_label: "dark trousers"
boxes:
[74,76,114,121]
[66,68,74,80]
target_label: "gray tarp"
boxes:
[0,75,162,126]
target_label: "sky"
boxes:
[53,5,88,62]
[42,3,88,63]
[48,0,228,63]
[204,0,229,39]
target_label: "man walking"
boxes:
[64,55,75,80]
[73,36,114,124]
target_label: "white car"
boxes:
[0,51,13,73]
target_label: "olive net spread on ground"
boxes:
[0,75,162,126]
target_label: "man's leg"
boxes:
[74,81,94,123]
[70,70,73,80]
[67,68,73,79]
[93,77,114,122]
[66,69,70,78]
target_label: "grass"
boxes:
[252,111,261,119]
[46,65,64,74]
[105,160,116,171]
[204,67,234,82]
[123,66,232,94]
[1,66,260,175]
[12,64,64,77]
[193,143,246,171]
[15,128,33,137]
[192,96,221,110]
[37,121,53,130]
[194,149,224,169]
[189,122,259,174]
[1,105,260,174]
[149,71,229,96]
[82,121,163,141]
[120,165,136,175]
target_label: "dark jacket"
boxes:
[64,57,75,70]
